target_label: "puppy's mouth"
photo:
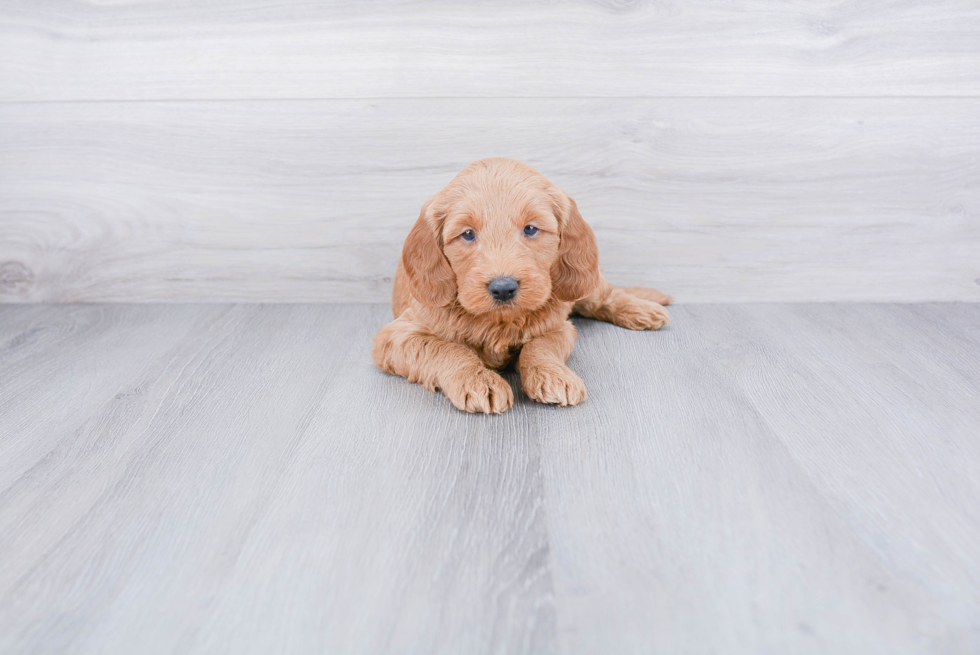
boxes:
[456,274,550,316]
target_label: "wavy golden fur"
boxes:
[373,158,671,413]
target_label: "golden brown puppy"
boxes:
[372,158,671,414]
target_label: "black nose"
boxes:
[487,276,519,303]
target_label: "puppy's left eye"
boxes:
[523,225,539,237]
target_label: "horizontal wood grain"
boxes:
[1,98,978,303]
[1,0,979,101]
[2,303,979,653]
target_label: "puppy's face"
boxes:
[401,158,600,315]
[440,186,559,315]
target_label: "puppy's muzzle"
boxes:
[488,276,519,303]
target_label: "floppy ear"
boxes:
[401,200,457,307]
[551,194,601,302]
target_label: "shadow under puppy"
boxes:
[373,158,671,414]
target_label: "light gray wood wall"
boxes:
[1,1,978,302]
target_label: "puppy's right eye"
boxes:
[460,229,476,242]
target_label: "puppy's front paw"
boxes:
[522,364,587,407]
[612,297,670,331]
[442,367,514,414]
[623,286,673,306]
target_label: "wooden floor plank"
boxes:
[1,304,978,653]
[0,305,60,348]
[0,305,232,492]
[540,303,980,654]
[0,305,555,655]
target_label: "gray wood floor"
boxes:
[1,303,979,654]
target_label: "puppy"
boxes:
[372,158,671,414]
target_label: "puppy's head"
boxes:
[401,158,600,315]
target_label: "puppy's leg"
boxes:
[620,286,672,306]
[373,317,514,414]
[573,275,670,330]
[518,321,587,406]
